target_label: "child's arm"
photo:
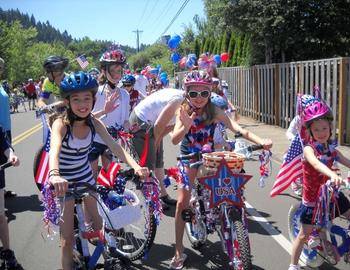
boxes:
[336,150,350,168]
[216,108,272,149]
[49,119,68,196]
[304,146,342,185]
[92,117,149,178]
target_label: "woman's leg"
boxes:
[83,194,102,231]
[60,199,75,270]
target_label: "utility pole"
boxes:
[133,29,143,52]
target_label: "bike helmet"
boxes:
[60,71,98,99]
[183,70,213,90]
[100,49,126,67]
[210,92,228,110]
[303,100,333,127]
[43,55,69,72]
[121,74,136,86]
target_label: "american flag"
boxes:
[97,161,121,187]
[76,55,89,69]
[270,134,303,197]
[34,129,51,187]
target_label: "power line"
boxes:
[137,0,150,29]
[133,29,143,52]
[141,0,160,27]
[150,0,174,35]
[158,0,190,40]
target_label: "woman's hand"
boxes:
[261,138,273,150]
[8,153,19,167]
[179,106,196,130]
[134,167,150,180]
[49,175,68,197]
[330,174,343,187]
[104,92,119,114]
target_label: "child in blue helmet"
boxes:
[49,71,149,270]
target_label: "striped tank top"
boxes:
[59,125,95,189]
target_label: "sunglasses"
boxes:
[188,90,210,98]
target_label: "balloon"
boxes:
[221,52,229,62]
[160,72,168,79]
[156,64,161,69]
[198,58,209,69]
[168,38,180,50]
[188,53,197,61]
[172,34,181,43]
[141,70,146,75]
[186,57,195,69]
[213,54,221,65]
[149,68,159,75]
[179,57,187,69]
[160,77,169,85]
[170,52,181,63]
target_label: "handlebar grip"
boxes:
[234,132,243,138]
[247,144,264,152]
[177,152,201,161]
[0,162,13,171]
[189,161,203,168]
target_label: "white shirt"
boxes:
[134,74,149,97]
[92,84,130,144]
[134,88,184,126]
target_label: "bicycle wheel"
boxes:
[229,217,252,270]
[287,203,324,268]
[184,202,207,249]
[104,179,157,261]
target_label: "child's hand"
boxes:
[135,167,150,180]
[104,92,119,114]
[8,153,19,167]
[179,106,195,130]
[49,175,68,197]
[330,174,343,187]
[261,139,273,150]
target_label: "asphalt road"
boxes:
[4,108,348,270]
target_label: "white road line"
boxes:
[245,201,306,266]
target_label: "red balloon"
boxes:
[179,57,187,69]
[221,52,229,62]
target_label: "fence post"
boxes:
[338,57,348,145]
[274,64,280,125]
[253,66,259,120]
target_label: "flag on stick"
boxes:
[76,55,89,69]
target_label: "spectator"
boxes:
[134,68,149,99]
[24,79,37,110]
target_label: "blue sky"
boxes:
[0,0,205,48]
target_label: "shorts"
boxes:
[300,192,350,225]
[28,93,37,100]
[129,111,164,170]
[88,141,108,162]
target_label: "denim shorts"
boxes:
[300,192,350,225]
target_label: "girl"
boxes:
[49,71,149,270]
[121,74,139,113]
[289,100,350,270]
[89,49,130,179]
[169,70,272,269]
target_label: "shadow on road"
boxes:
[5,194,43,222]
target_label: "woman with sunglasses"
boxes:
[89,49,130,179]
[169,70,273,269]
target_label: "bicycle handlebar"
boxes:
[0,162,13,171]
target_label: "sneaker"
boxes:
[288,264,300,270]
[0,249,23,270]
[169,253,187,269]
[160,194,177,206]
[4,190,17,198]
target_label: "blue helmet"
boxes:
[60,71,98,98]
[210,92,228,110]
[121,74,136,86]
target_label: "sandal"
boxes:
[169,253,187,269]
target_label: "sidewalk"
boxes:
[238,116,350,170]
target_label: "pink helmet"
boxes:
[303,100,333,127]
[183,70,212,90]
[100,49,126,67]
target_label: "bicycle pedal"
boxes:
[181,208,194,222]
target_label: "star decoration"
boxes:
[197,159,252,208]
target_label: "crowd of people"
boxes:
[0,46,349,270]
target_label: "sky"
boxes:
[0,0,205,48]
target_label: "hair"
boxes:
[181,98,216,126]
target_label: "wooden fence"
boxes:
[176,57,350,145]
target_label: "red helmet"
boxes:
[100,49,126,67]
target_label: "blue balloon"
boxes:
[186,58,195,68]
[149,68,159,75]
[213,54,221,65]
[168,38,180,50]
[170,52,181,63]
[160,72,168,79]
[161,77,169,85]
[188,53,197,61]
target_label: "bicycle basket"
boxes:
[202,151,245,173]
[98,188,142,230]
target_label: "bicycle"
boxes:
[288,180,350,268]
[177,141,264,270]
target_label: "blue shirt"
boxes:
[0,86,11,131]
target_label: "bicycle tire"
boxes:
[230,218,252,270]
[104,178,157,261]
[184,200,207,249]
[287,203,324,268]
